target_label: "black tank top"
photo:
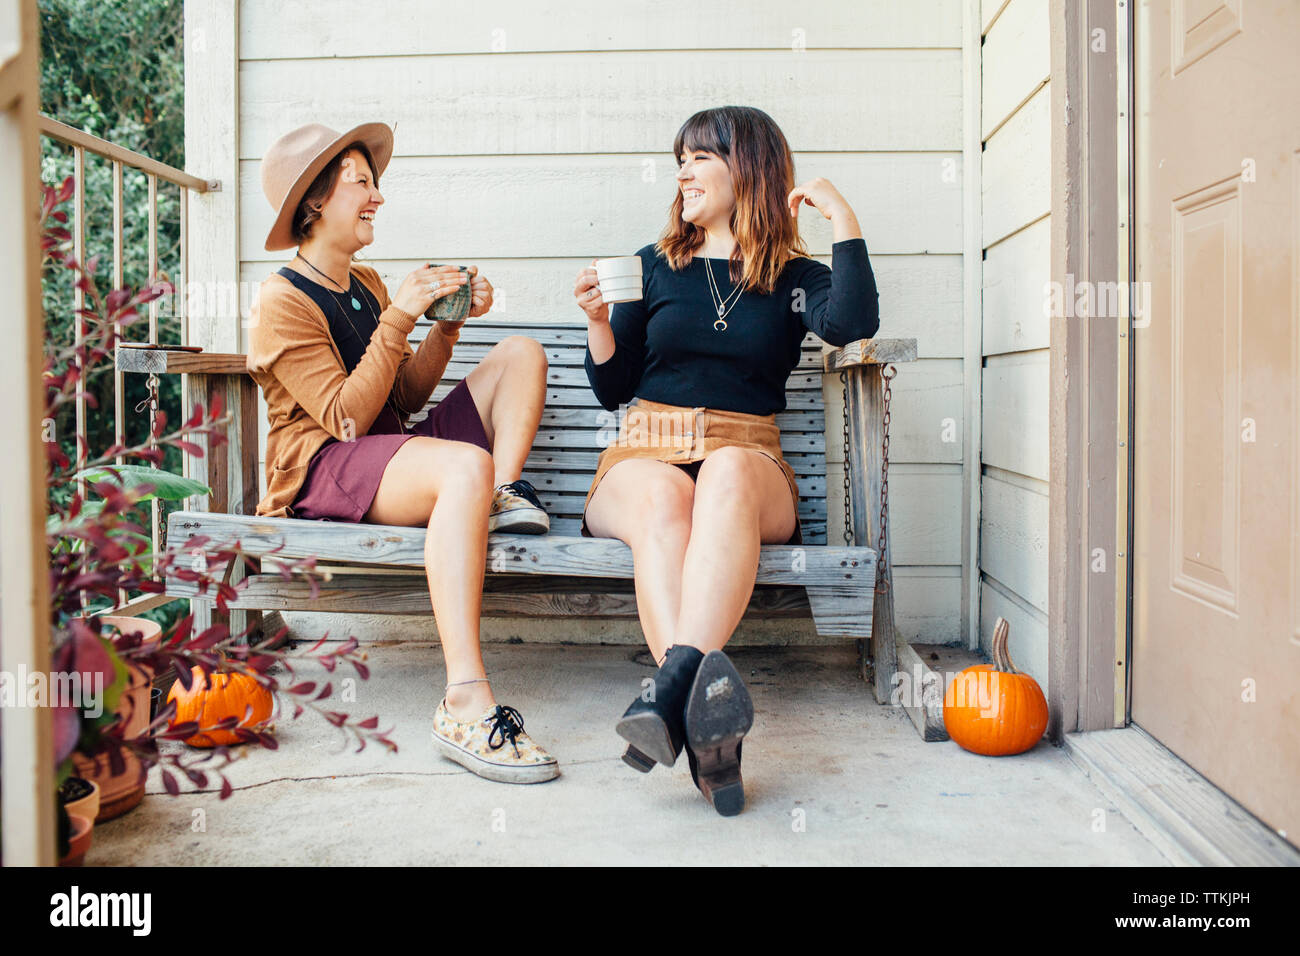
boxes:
[276,265,384,376]
[275,265,407,435]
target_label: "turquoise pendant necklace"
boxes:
[297,252,360,308]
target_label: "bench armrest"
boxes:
[115,346,250,377]
[821,337,917,373]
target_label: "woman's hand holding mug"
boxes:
[465,264,494,318]
[574,259,609,324]
[393,263,468,318]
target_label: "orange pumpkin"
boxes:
[167,667,274,747]
[943,617,1047,755]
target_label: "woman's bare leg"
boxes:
[673,447,798,653]
[462,335,547,487]
[583,459,695,663]
[363,436,497,720]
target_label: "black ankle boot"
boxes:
[616,644,704,772]
[683,650,752,816]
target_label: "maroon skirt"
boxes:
[290,378,490,522]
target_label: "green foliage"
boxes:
[50,467,212,545]
[39,0,184,166]
[39,0,185,465]
[40,0,187,630]
[75,464,213,503]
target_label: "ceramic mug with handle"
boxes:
[595,256,643,304]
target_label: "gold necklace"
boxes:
[703,256,743,331]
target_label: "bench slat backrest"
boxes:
[411,320,828,544]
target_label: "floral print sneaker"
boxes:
[431,699,560,784]
[488,479,549,534]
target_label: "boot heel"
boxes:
[693,740,745,817]
[616,711,678,768]
[621,745,656,773]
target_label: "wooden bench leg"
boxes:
[190,592,213,637]
[227,554,261,644]
[186,551,261,643]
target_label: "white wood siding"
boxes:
[229,0,967,641]
[979,0,1050,683]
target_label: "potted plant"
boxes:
[57,805,94,868]
[5,176,399,863]
[55,776,100,867]
[58,776,101,822]
[67,615,162,820]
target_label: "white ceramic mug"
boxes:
[595,256,643,304]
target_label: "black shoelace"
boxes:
[503,479,542,509]
[486,704,526,756]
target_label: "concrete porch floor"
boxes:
[91,641,1171,866]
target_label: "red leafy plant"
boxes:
[34,175,396,804]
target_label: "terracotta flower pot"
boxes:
[60,776,101,823]
[71,615,162,822]
[58,813,94,867]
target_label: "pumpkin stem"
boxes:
[992,617,1019,674]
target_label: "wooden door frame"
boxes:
[0,0,56,865]
[1047,0,1132,737]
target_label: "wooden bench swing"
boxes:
[116,321,921,723]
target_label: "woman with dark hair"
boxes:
[248,122,557,784]
[574,106,880,815]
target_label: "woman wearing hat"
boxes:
[247,122,558,784]
[574,106,880,815]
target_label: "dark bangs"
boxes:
[673,110,731,164]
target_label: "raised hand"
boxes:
[787,178,862,241]
[787,177,850,220]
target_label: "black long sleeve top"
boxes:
[583,237,880,415]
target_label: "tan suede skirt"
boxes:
[579,397,802,545]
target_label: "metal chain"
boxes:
[876,365,897,594]
[839,369,852,546]
[134,373,164,564]
[134,372,160,415]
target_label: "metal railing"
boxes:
[39,114,217,617]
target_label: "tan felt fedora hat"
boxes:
[261,122,394,251]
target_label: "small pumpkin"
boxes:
[943,617,1047,755]
[167,667,274,747]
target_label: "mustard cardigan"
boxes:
[246,262,461,518]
